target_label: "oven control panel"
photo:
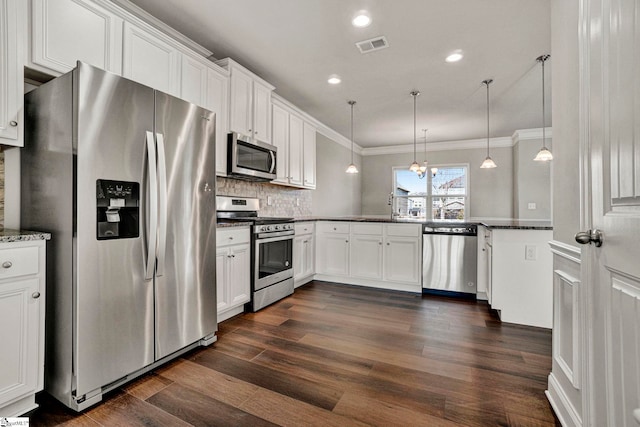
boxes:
[254,223,294,234]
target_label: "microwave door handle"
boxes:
[145,131,158,280]
[155,133,168,277]
[269,150,276,174]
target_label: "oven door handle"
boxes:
[256,231,294,244]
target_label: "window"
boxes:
[392,165,468,221]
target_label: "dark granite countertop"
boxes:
[0,229,52,242]
[291,217,553,230]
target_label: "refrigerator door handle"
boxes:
[155,132,168,277]
[145,131,158,280]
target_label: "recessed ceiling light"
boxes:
[352,11,371,28]
[328,75,341,84]
[446,50,464,62]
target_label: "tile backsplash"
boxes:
[216,177,312,217]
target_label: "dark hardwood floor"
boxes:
[29,281,560,426]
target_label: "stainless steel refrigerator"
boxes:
[21,62,217,411]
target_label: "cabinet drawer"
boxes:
[351,223,383,236]
[217,227,250,246]
[294,222,314,235]
[317,222,350,234]
[0,246,39,280]
[386,224,421,237]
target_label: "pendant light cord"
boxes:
[541,57,546,145]
[486,82,490,157]
[350,102,354,164]
[413,93,417,161]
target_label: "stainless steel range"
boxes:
[217,196,294,311]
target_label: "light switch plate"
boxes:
[267,196,273,206]
[525,245,537,260]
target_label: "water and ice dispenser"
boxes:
[96,179,139,239]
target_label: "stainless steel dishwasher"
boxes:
[422,224,477,296]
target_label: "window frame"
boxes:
[391,163,469,221]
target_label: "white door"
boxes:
[228,244,250,306]
[302,122,316,188]
[206,67,229,177]
[350,234,383,280]
[316,234,349,276]
[252,82,272,144]
[229,69,253,137]
[271,104,290,184]
[216,247,229,313]
[384,236,421,284]
[579,0,640,425]
[288,114,304,187]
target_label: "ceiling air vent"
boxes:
[355,36,389,54]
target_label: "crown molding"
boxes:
[272,93,363,154]
[512,127,553,142]
[360,136,513,156]
[107,0,213,57]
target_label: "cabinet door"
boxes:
[122,22,180,96]
[384,236,421,284]
[288,114,304,187]
[31,0,123,75]
[293,235,305,281]
[180,55,208,107]
[302,122,316,189]
[350,235,383,280]
[228,68,253,137]
[252,81,272,143]
[228,244,250,306]
[216,247,230,313]
[316,234,349,276]
[207,68,229,176]
[303,235,315,278]
[271,104,290,184]
[0,277,39,405]
[0,0,23,142]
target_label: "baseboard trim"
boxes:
[546,373,582,427]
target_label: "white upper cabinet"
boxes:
[122,22,180,97]
[216,58,274,145]
[252,81,272,143]
[271,97,317,190]
[302,121,316,189]
[179,54,208,107]
[206,67,230,176]
[271,103,290,184]
[30,0,123,75]
[0,0,24,144]
[288,114,304,187]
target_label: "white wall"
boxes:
[311,133,362,216]
[361,146,514,219]
[513,137,552,220]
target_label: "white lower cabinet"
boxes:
[216,228,250,322]
[0,239,47,417]
[315,222,422,293]
[293,222,315,288]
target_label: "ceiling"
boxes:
[128,0,551,149]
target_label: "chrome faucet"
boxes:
[388,193,398,220]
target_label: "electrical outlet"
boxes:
[267,196,273,206]
[527,202,537,210]
[525,245,537,261]
[296,198,300,207]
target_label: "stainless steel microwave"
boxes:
[227,132,277,181]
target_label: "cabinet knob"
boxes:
[229,236,233,240]
[10,120,18,127]
[303,240,308,243]
[2,261,12,269]
[32,291,41,299]
[248,129,252,133]
[345,240,349,243]
[333,227,337,231]
[386,242,390,246]
[231,254,235,258]
[379,241,382,245]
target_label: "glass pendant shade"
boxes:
[533,54,553,162]
[346,163,359,173]
[480,156,497,169]
[409,161,420,172]
[534,147,553,161]
[346,100,359,174]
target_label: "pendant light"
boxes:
[533,54,553,161]
[480,79,497,169]
[409,91,421,172]
[345,100,359,174]
[417,129,428,179]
